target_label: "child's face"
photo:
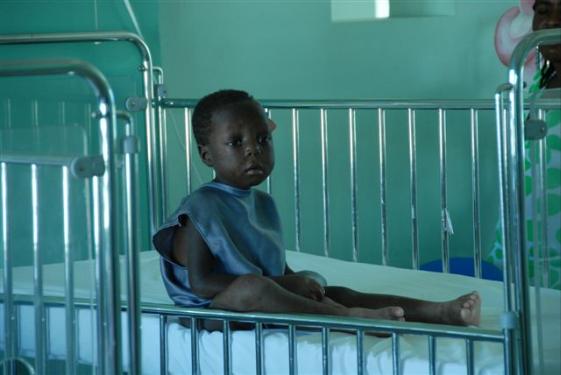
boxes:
[533,0,561,64]
[200,101,274,189]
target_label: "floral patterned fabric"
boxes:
[487,72,561,290]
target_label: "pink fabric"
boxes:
[494,1,536,81]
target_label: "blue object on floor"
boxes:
[420,257,503,281]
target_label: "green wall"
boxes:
[0,0,516,269]
[159,0,514,100]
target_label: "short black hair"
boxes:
[191,89,254,145]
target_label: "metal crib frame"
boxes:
[0,31,163,235]
[495,28,561,375]
[158,97,507,374]
[0,28,558,375]
[0,59,127,374]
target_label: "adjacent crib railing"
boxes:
[0,59,127,375]
[495,28,561,375]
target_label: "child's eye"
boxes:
[258,135,272,144]
[226,139,242,147]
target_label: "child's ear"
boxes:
[199,145,213,167]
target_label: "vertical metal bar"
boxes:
[96,99,120,375]
[392,333,400,375]
[438,109,450,273]
[408,108,419,269]
[349,108,359,262]
[428,336,436,375]
[92,174,102,373]
[31,164,46,374]
[509,69,533,375]
[139,55,160,235]
[471,109,482,278]
[495,88,515,375]
[378,108,389,265]
[63,166,76,375]
[154,68,168,217]
[288,324,296,375]
[1,162,15,375]
[160,315,168,375]
[537,108,550,288]
[223,320,231,374]
[466,339,474,375]
[190,317,199,375]
[321,327,330,375]
[356,329,364,375]
[121,112,141,375]
[265,108,273,195]
[83,104,97,375]
[320,108,330,257]
[255,322,264,375]
[532,134,546,375]
[292,109,301,252]
[185,108,192,195]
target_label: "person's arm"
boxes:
[172,217,236,299]
[271,264,325,301]
[172,216,324,301]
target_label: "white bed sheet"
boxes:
[1,250,559,374]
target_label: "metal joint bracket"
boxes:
[154,83,167,98]
[70,155,105,178]
[125,96,148,112]
[524,118,547,140]
[123,135,139,154]
[500,311,518,329]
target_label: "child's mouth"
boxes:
[245,166,264,175]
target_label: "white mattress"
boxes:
[1,250,560,374]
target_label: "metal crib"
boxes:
[0,28,559,374]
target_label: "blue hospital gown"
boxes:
[152,181,286,307]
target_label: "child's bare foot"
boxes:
[440,291,481,326]
[348,306,405,321]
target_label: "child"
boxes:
[153,90,481,327]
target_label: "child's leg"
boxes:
[209,274,405,321]
[325,286,481,326]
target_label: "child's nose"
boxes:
[245,142,262,156]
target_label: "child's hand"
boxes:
[275,274,325,301]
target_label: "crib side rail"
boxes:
[145,302,503,375]
[159,97,500,275]
[0,59,122,375]
[498,27,561,375]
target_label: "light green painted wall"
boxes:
[158,0,515,100]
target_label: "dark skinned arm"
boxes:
[172,216,324,301]
[171,217,236,299]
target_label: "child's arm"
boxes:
[172,216,325,302]
[270,265,325,301]
[172,218,237,299]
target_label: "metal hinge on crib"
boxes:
[525,118,547,140]
[70,155,105,178]
[125,96,148,112]
[122,135,139,154]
